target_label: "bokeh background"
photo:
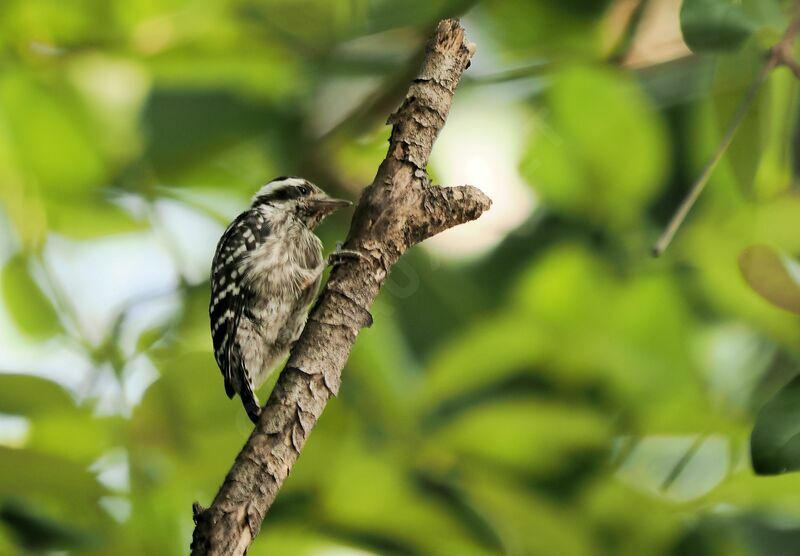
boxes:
[2,0,800,554]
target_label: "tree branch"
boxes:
[190,19,489,555]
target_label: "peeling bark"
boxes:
[190,19,490,556]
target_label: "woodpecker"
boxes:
[209,177,351,423]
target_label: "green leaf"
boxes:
[252,525,397,556]
[0,375,74,416]
[751,375,800,474]
[753,70,798,200]
[1,254,61,339]
[431,399,611,475]
[0,72,106,195]
[0,375,113,465]
[581,480,683,554]
[680,0,756,53]
[42,196,144,240]
[423,316,548,410]
[738,244,800,314]
[682,199,800,347]
[460,473,594,556]
[142,90,275,178]
[345,300,420,429]
[316,433,492,555]
[521,66,667,228]
[136,325,170,354]
[0,112,46,250]
[481,0,608,59]
[28,413,117,465]
[148,48,304,102]
[711,46,764,196]
[0,499,97,552]
[0,447,107,518]
[0,523,19,556]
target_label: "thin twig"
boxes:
[660,434,708,492]
[652,10,800,257]
[651,59,774,257]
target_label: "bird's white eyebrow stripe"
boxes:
[252,177,307,201]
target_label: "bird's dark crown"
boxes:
[252,176,321,205]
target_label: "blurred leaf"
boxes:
[333,126,391,186]
[0,375,74,416]
[615,435,730,501]
[148,48,303,102]
[345,300,419,432]
[252,524,386,556]
[670,513,800,554]
[431,398,611,475]
[132,349,244,453]
[509,244,715,430]
[42,197,145,240]
[703,460,800,509]
[28,413,117,465]
[0,0,110,47]
[142,90,273,179]
[753,70,797,199]
[680,0,756,53]
[136,324,171,354]
[711,46,764,196]
[749,195,800,254]
[0,112,46,249]
[0,447,107,519]
[424,316,548,410]
[0,499,97,552]
[67,54,150,165]
[0,523,19,556]
[170,284,215,353]
[369,0,476,32]
[236,0,369,47]
[582,480,681,555]
[387,249,493,361]
[481,0,609,59]
[155,139,278,195]
[461,473,593,556]
[318,431,492,554]
[521,65,667,227]
[751,375,800,475]
[684,200,800,347]
[738,244,800,314]
[0,72,106,195]
[1,254,61,339]
[512,243,614,327]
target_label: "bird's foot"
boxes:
[327,242,365,267]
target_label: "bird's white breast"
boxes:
[242,205,323,299]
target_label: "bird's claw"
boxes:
[327,242,364,267]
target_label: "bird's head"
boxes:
[252,176,351,229]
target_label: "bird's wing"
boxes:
[209,210,269,399]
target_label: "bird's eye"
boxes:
[298,185,310,195]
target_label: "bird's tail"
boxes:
[239,382,262,424]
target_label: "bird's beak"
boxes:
[308,197,352,215]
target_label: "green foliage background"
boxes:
[2,0,800,554]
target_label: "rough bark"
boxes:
[190,19,489,555]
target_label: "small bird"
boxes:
[209,176,351,423]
